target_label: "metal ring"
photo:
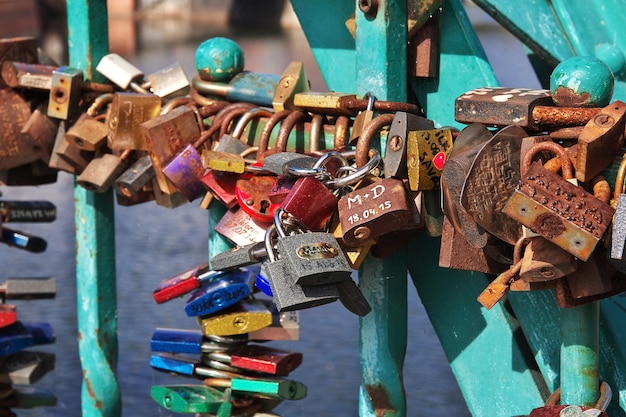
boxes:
[364,91,376,110]
[286,165,326,177]
[324,149,381,189]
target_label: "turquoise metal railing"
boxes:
[68,0,626,415]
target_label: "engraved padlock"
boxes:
[260,224,339,312]
[383,111,434,180]
[108,92,162,151]
[502,141,615,261]
[274,209,352,286]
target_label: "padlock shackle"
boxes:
[275,110,310,153]
[193,102,252,149]
[309,114,324,153]
[355,113,394,168]
[219,104,257,140]
[232,107,273,140]
[544,381,612,411]
[613,154,626,202]
[334,115,350,150]
[513,236,528,265]
[258,109,291,158]
[521,141,574,179]
[324,149,380,189]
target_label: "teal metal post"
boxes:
[67,1,121,416]
[560,302,600,407]
[354,1,409,416]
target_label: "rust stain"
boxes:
[84,372,104,409]
[365,384,395,417]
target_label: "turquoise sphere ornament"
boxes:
[195,37,244,82]
[550,56,614,107]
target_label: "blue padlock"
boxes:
[184,269,251,317]
[0,322,34,356]
[150,328,203,354]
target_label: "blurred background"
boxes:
[0,1,540,416]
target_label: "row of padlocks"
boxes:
[1,14,625,415]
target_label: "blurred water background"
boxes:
[0,1,541,415]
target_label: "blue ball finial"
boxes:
[550,56,614,107]
[195,37,244,82]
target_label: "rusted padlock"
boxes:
[503,141,614,261]
[527,381,611,417]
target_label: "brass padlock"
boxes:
[76,150,133,193]
[503,141,615,261]
[407,127,453,191]
[108,92,162,151]
[383,111,434,179]
[65,113,109,152]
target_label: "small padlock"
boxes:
[200,170,240,209]
[503,141,615,261]
[279,176,338,232]
[184,271,251,317]
[196,298,272,336]
[460,125,526,245]
[145,62,190,98]
[76,150,133,193]
[108,92,162,151]
[235,174,282,223]
[383,111,434,179]
[260,224,339,311]
[272,61,309,112]
[65,113,109,152]
[151,178,189,209]
[206,344,303,376]
[248,307,299,341]
[210,242,267,271]
[114,153,155,198]
[142,105,202,194]
[274,209,352,286]
[407,128,453,191]
[48,65,84,120]
[0,350,55,385]
[214,206,271,247]
[150,384,224,414]
[519,237,578,282]
[0,200,56,223]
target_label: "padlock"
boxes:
[114,153,155,198]
[47,66,83,120]
[145,62,190,98]
[527,381,611,417]
[0,104,57,171]
[0,227,46,253]
[0,277,55,300]
[95,53,148,94]
[153,263,228,304]
[272,61,309,112]
[151,178,189,209]
[441,123,493,249]
[502,141,615,261]
[519,237,578,282]
[150,328,204,354]
[0,89,31,170]
[248,308,299,341]
[0,351,55,385]
[0,39,38,86]
[279,176,338,232]
[609,154,626,272]
[0,161,58,186]
[24,322,55,345]
[260,224,339,311]
[77,150,134,193]
[338,176,412,246]
[274,209,352,286]
[108,92,162,151]
[407,128,453,191]
[383,111,434,179]
[349,92,375,145]
[0,306,17,329]
[455,87,600,131]
[0,200,56,223]
[214,206,271,247]
[150,384,225,414]
[0,322,34,357]
[200,170,240,208]
[192,70,280,106]
[261,152,319,177]
[200,368,307,401]
[330,216,375,270]
[48,122,79,174]
[0,387,58,409]
[292,91,358,116]
[460,125,526,245]
[235,174,282,223]
[65,113,109,152]
[210,242,267,271]
[184,271,251,317]
[576,100,626,182]
[206,344,302,376]
[142,105,202,194]
[196,298,272,336]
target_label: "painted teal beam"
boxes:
[560,303,600,407]
[352,1,408,416]
[67,1,120,416]
[289,0,356,92]
[208,203,232,263]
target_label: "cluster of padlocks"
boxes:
[2,31,626,415]
[0,191,58,414]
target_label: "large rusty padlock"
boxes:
[502,141,614,261]
[527,381,611,417]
